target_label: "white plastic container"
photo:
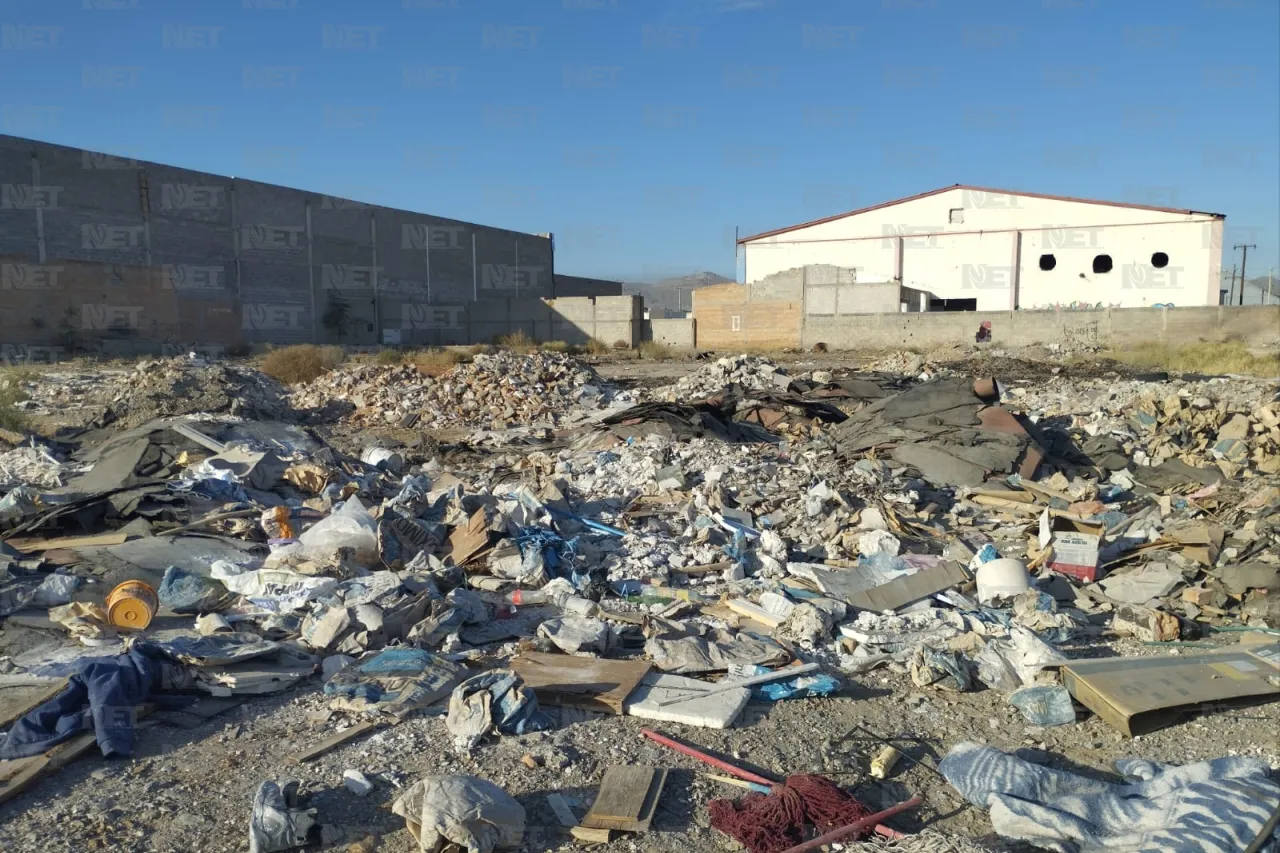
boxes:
[975,558,1031,604]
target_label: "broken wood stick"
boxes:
[652,663,821,707]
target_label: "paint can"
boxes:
[105,580,159,630]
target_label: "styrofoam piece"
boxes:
[624,672,750,729]
[975,558,1031,604]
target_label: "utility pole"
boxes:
[1233,243,1256,306]
[1224,264,1237,305]
[1268,267,1275,305]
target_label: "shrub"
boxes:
[412,347,468,376]
[260,344,346,385]
[495,330,536,351]
[376,348,405,365]
[584,338,610,355]
[638,340,672,360]
[612,339,630,350]
[540,340,569,353]
[0,371,33,433]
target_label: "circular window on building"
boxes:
[1092,254,1113,274]
[1039,254,1056,271]
[1151,252,1169,268]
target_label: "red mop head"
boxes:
[708,774,873,853]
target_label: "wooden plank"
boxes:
[571,827,612,843]
[582,766,667,833]
[0,732,96,805]
[546,793,579,827]
[292,720,385,764]
[0,678,69,729]
[511,652,651,716]
[7,532,128,552]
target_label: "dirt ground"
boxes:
[1,348,1277,853]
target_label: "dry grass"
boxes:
[584,338,611,356]
[540,340,569,353]
[260,344,346,385]
[410,347,469,377]
[638,340,673,360]
[495,330,536,352]
[1103,341,1280,376]
[376,348,405,365]
[0,369,34,433]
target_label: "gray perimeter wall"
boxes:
[0,134,556,355]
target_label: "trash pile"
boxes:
[23,355,295,428]
[0,351,1277,853]
[656,354,796,400]
[291,350,618,430]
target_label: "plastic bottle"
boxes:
[504,588,551,606]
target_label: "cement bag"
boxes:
[392,775,525,853]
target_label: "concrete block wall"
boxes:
[546,295,642,347]
[799,305,1280,351]
[645,318,696,349]
[0,134,553,353]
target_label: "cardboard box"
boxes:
[1039,509,1105,582]
[1061,641,1280,736]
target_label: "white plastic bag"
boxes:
[296,497,378,560]
[392,775,525,853]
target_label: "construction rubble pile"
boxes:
[291,349,623,430]
[0,349,1278,853]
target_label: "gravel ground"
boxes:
[2,347,1277,853]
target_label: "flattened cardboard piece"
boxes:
[1039,509,1105,582]
[447,507,493,566]
[842,561,969,613]
[582,766,668,833]
[1061,642,1280,736]
[511,652,651,716]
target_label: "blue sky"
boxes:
[2,0,1276,284]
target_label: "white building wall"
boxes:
[742,188,1223,308]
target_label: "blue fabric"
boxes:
[0,648,163,759]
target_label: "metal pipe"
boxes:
[776,796,922,853]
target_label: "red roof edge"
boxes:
[737,184,1225,244]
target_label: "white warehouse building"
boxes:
[737,185,1225,311]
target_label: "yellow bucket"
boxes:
[105,580,158,631]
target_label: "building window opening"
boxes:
[1038,254,1056,271]
[1151,251,1169,268]
[1092,254,1113,274]
[948,208,964,224]
[731,315,741,331]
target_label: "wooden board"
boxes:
[511,652,651,716]
[0,678,69,729]
[292,720,385,763]
[582,765,667,833]
[7,532,129,552]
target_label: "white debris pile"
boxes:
[292,349,618,429]
[654,354,794,401]
[0,445,76,489]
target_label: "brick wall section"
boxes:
[692,283,803,350]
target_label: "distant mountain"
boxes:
[623,271,735,313]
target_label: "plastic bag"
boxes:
[158,565,230,613]
[392,775,525,853]
[210,560,338,613]
[296,497,378,560]
[31,573,82,607]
